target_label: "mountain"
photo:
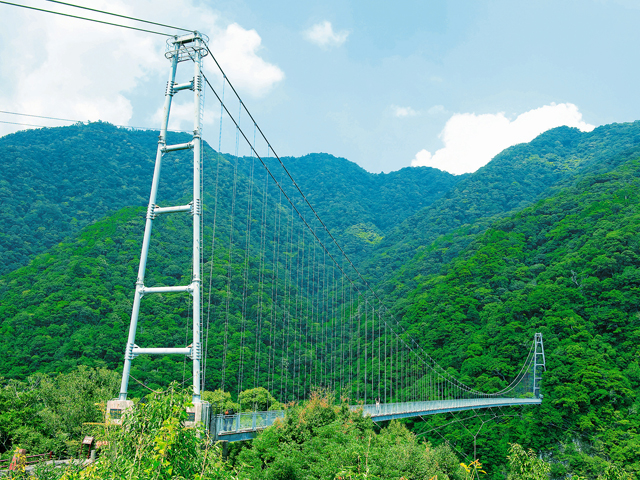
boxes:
[2,120,640,478]
[0,123,191,275]
[254,154,466,262]
[365,122,640,296]
[0,123,462,395]
[0,122,462,276]
[402,157,640,477]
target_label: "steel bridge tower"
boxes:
[108,32,209,424]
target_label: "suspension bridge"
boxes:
[92,32,547,441]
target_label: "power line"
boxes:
[0,120,52,128]
[0,110,78,123]
[0,1,172,36]
[0,110,192,134]
[45,0,192,32]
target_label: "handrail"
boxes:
[0,451,53,467]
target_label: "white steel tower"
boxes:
[108,32,209,423]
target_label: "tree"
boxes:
[238,387,281,412]
[506,443,550,480]
[202,389,239,415]
[60,384,240,480]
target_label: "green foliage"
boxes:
[344,223,383,246]
[235,390,466,480]
[0,123,457,399]
[0,123,195,276]
[238,387,281,412]
[0,124,460,276]
[7,384,243,480]
[403,158,640,477]
[0,366,118,457]
[202,389,239,415]
[72,383,236,480]
[506,443,550,480]
[255,154,465,264]
[371,122,640,295]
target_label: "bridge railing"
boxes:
[207,395,543,442]
[210,395,541,436]
[212,410,285,435]
[353,396,540,418]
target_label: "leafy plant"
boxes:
[506,443,550,480]
[59,383,241,480]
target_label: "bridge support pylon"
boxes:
[533,332,546,398]
[107,31,210,424]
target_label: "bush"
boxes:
[236,390,466,480]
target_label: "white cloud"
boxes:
[411,103,595,175]
[304,21,349,48]
[427,105,447,115]
[206,23,284,98]
[0,0,284,137]
[393,106,418,117]
[152,100,219,132]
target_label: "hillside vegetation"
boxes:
[0,123,458,275]
[368,122,640,291]
[2,121,640,478]
[400,158,640,478]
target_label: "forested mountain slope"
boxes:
[0,123,191,275]
[0,123,459,276]
[256,154,465,261]
[0,159,337,394]
[404,157,640,478]
[366,122,640,293]
[2,120,640,478]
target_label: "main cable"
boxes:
[201,49,496,398]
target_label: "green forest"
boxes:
[2,121,640,479]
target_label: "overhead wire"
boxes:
[1,110,79,123]
[0,110,194,134]
[203,148,221,392]
[238,129,256,394]
[0,1,173,36]
[0,120,52,128]
[44,0,192,32]
[200,65,494,403]
[253,151,269,391]
[221,130,238,392]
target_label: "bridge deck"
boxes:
[210,397,541,442]
[358,397,541,421]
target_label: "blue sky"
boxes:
[1,0,638,173]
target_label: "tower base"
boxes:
[105,399,211,430]
[106,399,134,425]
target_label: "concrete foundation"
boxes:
[106,399,134,425]
[186,401,210,430]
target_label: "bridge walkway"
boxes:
[210,397,541,442]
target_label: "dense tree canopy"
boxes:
[2,121,640,478]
